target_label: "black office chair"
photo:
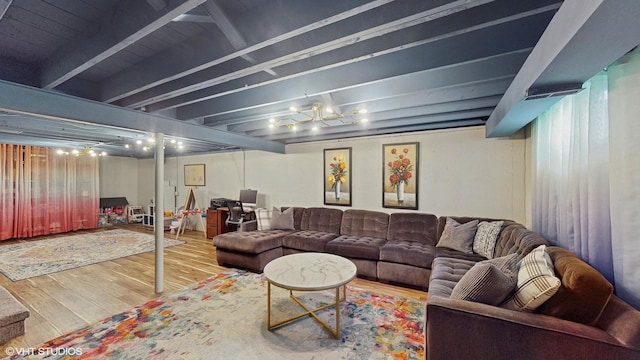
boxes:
[225,200,245,230]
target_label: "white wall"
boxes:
[98,156,139,205]
[101,125,529,224]
[275,126,527,222]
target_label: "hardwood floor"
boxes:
[0,225,426,352]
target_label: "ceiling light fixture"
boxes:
[124,136,185,152]
[268,103,368,131]
[56,146,107,157]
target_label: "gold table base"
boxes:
[267,282,347,339]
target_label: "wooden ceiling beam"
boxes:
[173,26,536,121]
[40,0,206,89]
[99,0,393,103]
[120,0,499,109]
[140,2,557,113]
[0,0,12,21]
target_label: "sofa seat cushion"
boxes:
[435,247,486,262]
[213,230,292,254]
[282,230,340,252]
[326,235,387,260]
[428,257,476,298]
[379,241,435,268]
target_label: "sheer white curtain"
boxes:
[608,48,640,309]
[532,72,614,283]
[533,47,640,309]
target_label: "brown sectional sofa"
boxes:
[213,207,437,288]
[213,208,640,359]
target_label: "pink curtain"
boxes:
[0,144,99,241]
[0,144,17,240]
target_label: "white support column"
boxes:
[154,132,165,293]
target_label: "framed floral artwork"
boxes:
[382,142,419,209]
[324,147,352,206]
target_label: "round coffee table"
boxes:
[263,252,357,339]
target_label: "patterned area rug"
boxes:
[0,229,184,281]
[6,269,425,359]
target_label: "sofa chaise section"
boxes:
[377,212,438,289]
[325,209,389,279]
[213,229,291,272]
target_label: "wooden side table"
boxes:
[206,208,229,239]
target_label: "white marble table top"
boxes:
[263,253,357,291]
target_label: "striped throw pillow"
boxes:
[254,208,272,231]
[502,245,561,312]
[450,253,518,305]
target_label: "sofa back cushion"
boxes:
[493,225,549,259]
[539,246,613,326]
[387,212,438,245]
[340,209,389,238]
[281,207,306,230]
[300,207,343,233]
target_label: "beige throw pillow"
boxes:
[270,207,295,230]
[436,218,478,254]
[501,245,561,312]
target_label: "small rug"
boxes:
[0,229,184,281]
[5,269,425,359]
